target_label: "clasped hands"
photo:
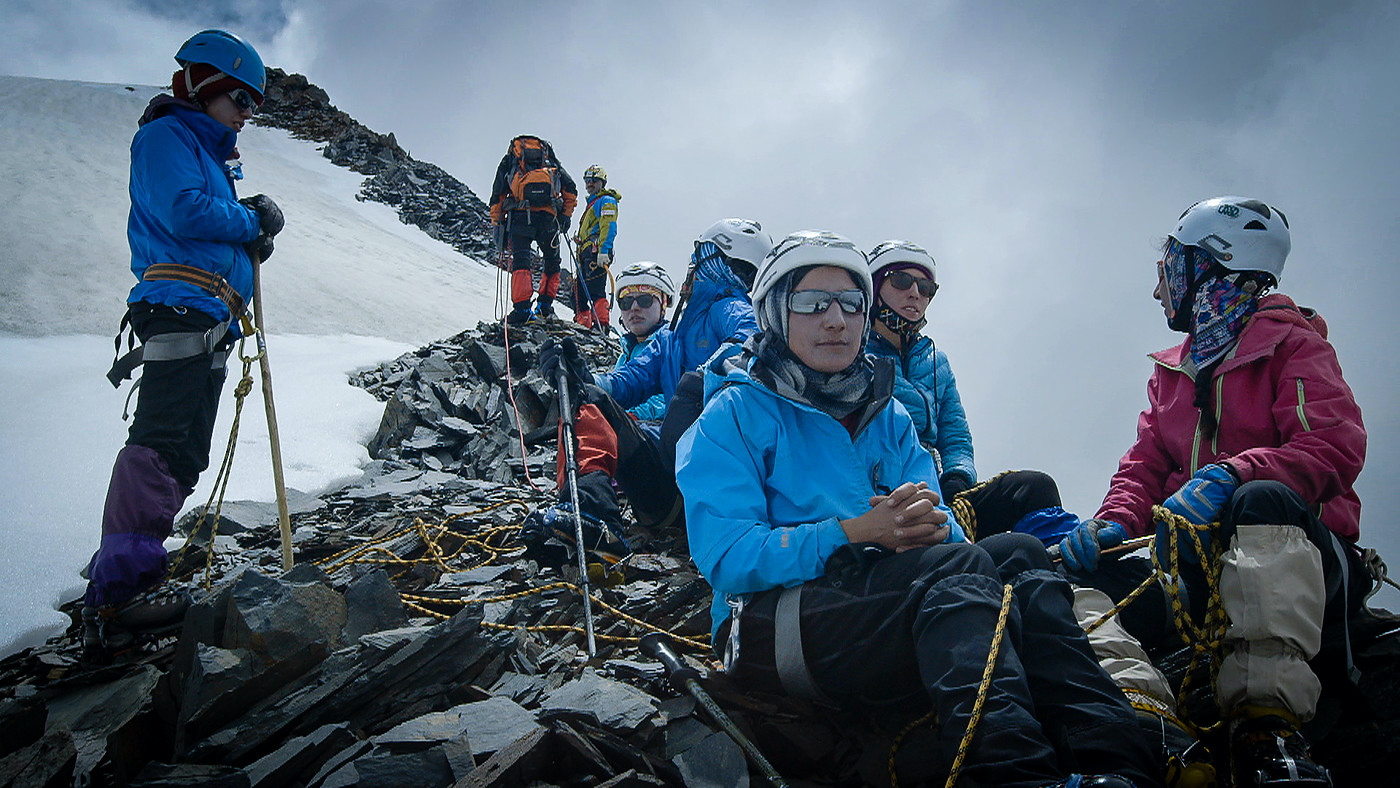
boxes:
[841,481,950,552]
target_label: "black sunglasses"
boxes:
[886,270,938,298]
[617,293,657,310]
[228,87,259,113]
[788,289,866,315]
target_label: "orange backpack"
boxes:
[507,136,562,212]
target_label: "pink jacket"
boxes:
[1097,294,1366,541]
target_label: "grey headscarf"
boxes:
[750,265,875,420]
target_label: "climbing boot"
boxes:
[82,585,192,663]
[506,303,532,326]
[533,299,555,320]
[518,501,630,570]
[1231,712,1332,787]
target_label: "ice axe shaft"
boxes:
[1048,534,1154,563]
[639,633,790,788]
[251,255,293,572]
[556,369,598,656]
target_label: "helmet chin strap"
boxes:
[184,66,230,107]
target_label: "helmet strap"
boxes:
[184,66,230,107]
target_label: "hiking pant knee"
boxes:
[978,534,1162,787]
[961,470,1063,539]
[725,542,1065,788]
[564,386,682,529]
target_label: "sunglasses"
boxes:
[617,293,657,310]
[228,87,260,114]
[788,289,866,315]
[886,270,938,298]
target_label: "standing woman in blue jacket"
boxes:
[676,231,1155,788]
[83,30,283,656]
[866,240,1080,545]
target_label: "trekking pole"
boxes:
[556,368,598,656]
[639,632,790,788]
[561,233,604,334]
[1047,534,1153,563]
[251,254,294,572]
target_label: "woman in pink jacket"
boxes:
[1059,196,1367,787]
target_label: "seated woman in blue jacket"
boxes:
[676,231,1156,788]
[866,240,1079,545]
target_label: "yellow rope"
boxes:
[1150,505,1227,717]
[169,333,262,590]
[401,580,712,649]
[946,469,1015,542]
[889,582,1015,788]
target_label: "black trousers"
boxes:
[724,533,1160,788]
[507,211,562,277]
[125,302,231,489]
[959,469,1064,539]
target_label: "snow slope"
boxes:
[0,75,507,656]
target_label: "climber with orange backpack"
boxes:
[488,135,578,325]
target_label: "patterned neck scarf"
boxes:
[693,241,749,294]
[1163,240,1258,369]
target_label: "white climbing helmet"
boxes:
[614,261,675,304]
[1169,196,1291,283]
[583,164,608,182]
[694,218,775,267]
[751,230,872,308]
[868,239,936,282]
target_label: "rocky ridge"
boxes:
[255,69,497,263]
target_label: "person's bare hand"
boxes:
[844,482,950,551]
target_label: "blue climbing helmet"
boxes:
[174,29,266,101]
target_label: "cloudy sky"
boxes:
[3,1,1398,592]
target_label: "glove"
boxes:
[1157,463,1238,567]
[938,472,972,501]
[1058,519,1126,572]
[558,213,571,233]
[597,251,611,269]
[239,194,284,236]
[244,233,274,263]
[539,337,593,401]
[1163,463,1238,526]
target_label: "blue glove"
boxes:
[1157,463,1238,567]
[1163,463,1238,526]
[1058,519,1126,572]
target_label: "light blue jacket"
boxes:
[614,325,671,421]
[126,100,261,324]
[676,346,966,640]
[598,278,757,409]
[866,331,976,483]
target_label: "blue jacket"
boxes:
[614,325,671,421]
[126,100,260,324]
[598,278,757,409]
[866,331,976,483]
[676,346,966,639]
